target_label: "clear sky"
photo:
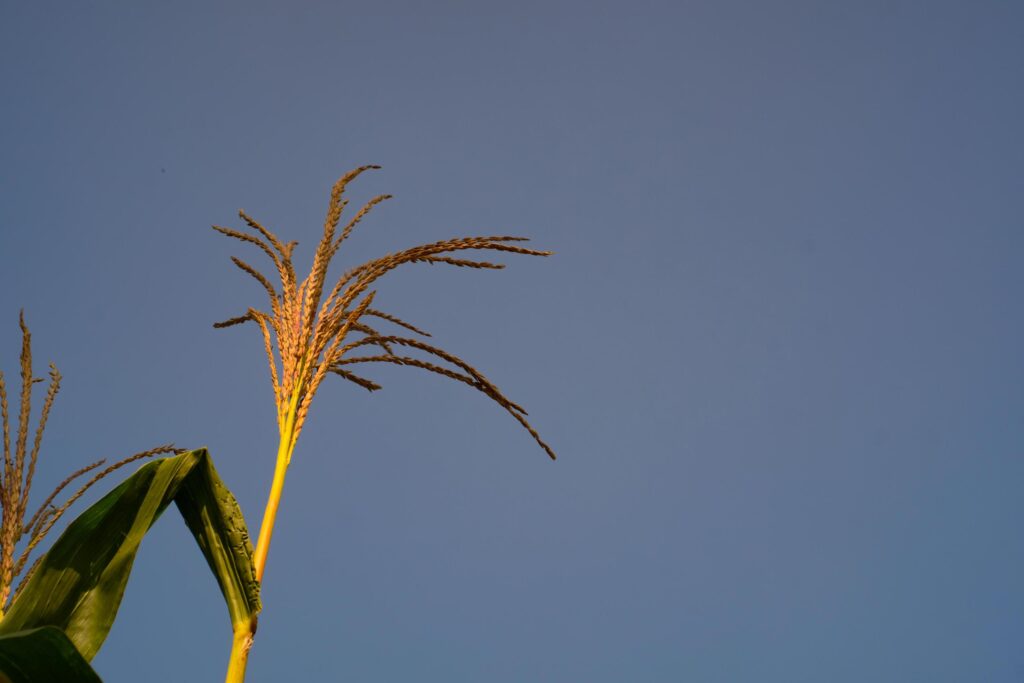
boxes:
[1,2,1022,681]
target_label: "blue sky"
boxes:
[1,2,1022,681]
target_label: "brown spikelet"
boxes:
[250,311,282,429]
[338,355,480,389]
[1,370,11,500]
[15,312,32,494]
[212,225,280,263]
[299,166,382,350]
[238,210,298,326]
[211,166,556,463]
[239,210,288,258]
[10,551,43,606]
[333,354,553,459]
[349,322,395,355]
[213,313,256,329]
[330,194,393,258]
[230,258,280,310]
[331,369,383,392]
[18,364,60,521]
[290,293,376,449]
[417,257,507,269]
[331,239,551,316]
[364,310,431,337]
[339,335,518,407]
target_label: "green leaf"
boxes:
[0,449,260,661]
[0,627,102,683]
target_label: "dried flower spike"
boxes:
[0,312,179,614]
[212,166,556,471]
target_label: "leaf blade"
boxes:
[0,626,103,683]
[0,449,260,661]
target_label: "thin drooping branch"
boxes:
[23,458,105,537]
[230,257,280,317]
[416,256,507,269]
[364,309,431,337]
[213,313,256,329]
[333,354,556,460]
[349,322,396,356]
[331,369,382,392]
[339,334,527,412]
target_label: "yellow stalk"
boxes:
[253,384,300,582]
[223,621,254,683]
[224,384,301,683]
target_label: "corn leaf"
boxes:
[0,627,102,683]
[0,449,260,662]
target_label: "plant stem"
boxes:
[253,425,295,583]
[223,388,301,683]
[224,621,255,683]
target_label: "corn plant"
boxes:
[212,165,555,681]
[0,317,260,681]
[0,314,179,614]
[0,167,553,682]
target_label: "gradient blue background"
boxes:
[2,2,1022,681]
